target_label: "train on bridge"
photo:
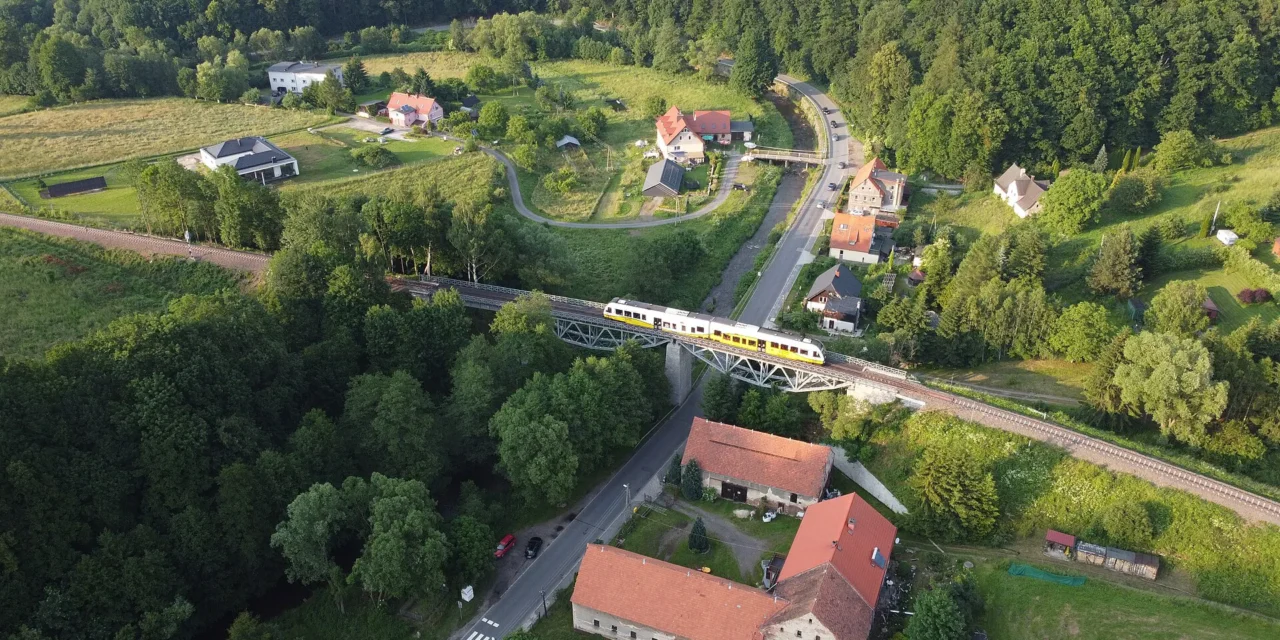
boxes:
[604,298,825,365]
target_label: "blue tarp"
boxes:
[1008,563,1086,586]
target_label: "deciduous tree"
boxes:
[1113,331,1228,446]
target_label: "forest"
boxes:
[0,170,672,639]
[3,0,1277,180]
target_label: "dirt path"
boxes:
[0,212,270,272]
[669,501,766,578]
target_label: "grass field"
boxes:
[911,190,1019,242]
[613,506,743,583]
[921,359,1093,402]
[7,164,141,226]
[975,561,1280,639]
[289,151,501,205]
[0,228,241,359]
[272,127,460,186]
[1141,267,1280,332]
[0,94,27,117]
[0,98,337,179]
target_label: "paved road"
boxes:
[454,73,849,640]
[487,146,744,229]
[0,213,270,272]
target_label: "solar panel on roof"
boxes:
[871,547,887,569]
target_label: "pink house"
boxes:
[387,92,444,127]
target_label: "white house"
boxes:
[1217,229,1239,246]
[267,61,344,94]
[804,263,863,333]
[200,137,299,183]
[993,163,1051,218]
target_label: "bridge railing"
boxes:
[418,275,607,309]
[826,351,910,380]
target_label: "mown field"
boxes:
[0,98,337,179]
[0,94,27,117]
[0,228,241,359]
[8,163,141,226]
[975,560,1280,639]
[288,151,501,204]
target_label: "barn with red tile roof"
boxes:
[682,418,834,514]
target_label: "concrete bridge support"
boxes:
[665,342,693,405]
[848,379,897,405]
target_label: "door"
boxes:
[720,482,748,503]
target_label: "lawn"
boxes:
[8,164,142,227]
[0,94,27,117]
[919,359,1093,403]
[1141,266,1280,333]
[272,127,460,186]
[289,151,501,205]
[543,164,783,311]
[0,228,242,359]
[613,505,743,583]
[358,51,791,221]
[318,128,458,168]
[0,98,337,179]
[975,560,1280,640]
[910,189,1019,243]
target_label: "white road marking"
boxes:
[489,620,500,627]
[466,632,478,640]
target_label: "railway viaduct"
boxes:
[403,276,1280,527]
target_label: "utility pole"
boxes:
[540,589,548,618]
[623,483,630,506]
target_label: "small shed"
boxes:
[555,135,581,149]
[1044,530,1075,559]
[907,268,925,287]
[1216,229,1239,246]
[1203,296,1220,322]
[1076,541,1107,567]
[356,100,387,117]
[460,95,481,119]
[41,176,108,199]
[642,159,684,198]
[1104,547,1158,579]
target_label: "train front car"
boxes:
[605,298,823,365]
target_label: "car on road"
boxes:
[837,161,846,169]
[380,127,394,135]
[827,182,838,191]
[525,537,544,559]
[822,107,831,115]
[495,534,516,558]
[830,120,839,127]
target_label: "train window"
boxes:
[714,330,722,336]
[790,346,799,353]
[770,342,779,348]
[732,336,740,343]
[800,350,808,356]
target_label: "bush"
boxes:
[700,486,718,502]
[642,95,668,119]
[680,460,703,501]
[1153,129,1210,172]
[1237,288,1272,304]
[541,167,578,194]
[348,145,398,169]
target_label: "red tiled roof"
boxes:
[770,564,875,640]
[656,105,689,145]
[850,158,888,195]
[830,212,877,254]
[777,493,896,608]
[691,109,731,134]
[572,544,786,640]
[1045,529,1076,547]
[387,92,438,115]
[681,418,832,498]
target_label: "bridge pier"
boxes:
[848,380,897,405]
[665,342,693,405]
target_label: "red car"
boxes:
[494,534,516,558]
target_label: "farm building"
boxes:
[681,418,833,514]
[1043,530,1075,559]
[642,159,684,198]
[40,176,107,199]
[1067,536,1159,580]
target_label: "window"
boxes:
[796,632,802,638]
[593,620,600,628]
[630,633,637,639]
[791,493,799,503]
[800,349,808,356]
[714,330,722,336]
[611,624,618,633]
[790,346,799,353]
[732,336,739,343]
[839,224,848,230]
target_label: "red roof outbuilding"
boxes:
[681,418,833,498]
[1045,529,1076,547]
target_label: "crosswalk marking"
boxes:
[466,632,478,640]
[488,620,500,627]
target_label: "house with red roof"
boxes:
[682,417,834,514]
[655,106,753,164]
[846,158,907,213]
[829,211,899,265]
[387,92,444,128]
[570,492,896,640]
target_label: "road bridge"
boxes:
[400,276,1280,528]
[744,146,827,165]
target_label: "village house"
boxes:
[655,106,753,164]
[829,211,899,265]
[642,159,685,198]
[571,493,897,640]
[387,92,445,128]
[682,418,834,514]
[846,158,906,213]
[805,263,863,333]
[993,163,1051,218]
[267,61,343,94]
[199,137,298,183]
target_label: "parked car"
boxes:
[837,161,847,169]
[380,127,394,135]
[494,534,516,558]
[762,510,778,523]
[525,537,544,559]
[828,182,838,191]
[823,487,842,500]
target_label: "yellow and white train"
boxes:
[604,298,825,365]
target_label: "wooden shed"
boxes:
[1076,541,1107,567]
[1043,529,1075,559]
